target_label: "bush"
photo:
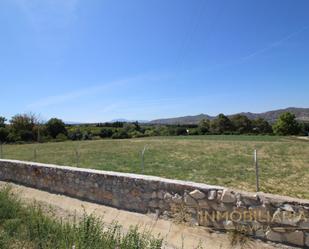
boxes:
[300,122,309,136]
[112,130,130,139]
[167,127,176,136]
[19,130,34,142]
[188,128,199,135]
[129,130,145,138]
[144,129,157,137]
[198,119,210,135]
[175,127,188,136]
[99,128,114,138]
[82,131,92,140]
[46,118,67,138]
[54,133,68,142]
[68,130,83,141]
[0,128,9,143]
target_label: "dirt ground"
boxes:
[0,181,299,249]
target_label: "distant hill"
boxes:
[150,114,213,125]
[150,107,309,125]
[111,119,149,123]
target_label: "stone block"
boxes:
[216,190,223,200]
[266,230,283,243]
[172,194,182,204]
[210,202,231,212]
[248,205,270,223]
[157,191,164,199]
[305,233,309,247]
[149,200,158,208]
[207,190,216,200]
[189,189,205,200]
[281,204,294,212]
[284,231,304,247]
[198,199,210,209]
[299,220,309,230]
[223,220,234,230]
[221,189,236,203]
[184,193,197,206]
[163,192,172,200]
[272,209,302,226]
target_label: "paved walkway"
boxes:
[0,181,297,249]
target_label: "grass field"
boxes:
[1,135,309,199]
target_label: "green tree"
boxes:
[231,114,252,134]
[300,122,309,136]
[68,129,83,140]
[0,117,7,142]
[123,122,142,133]
[0,117,6,128]
[175,127,188,136]
[198,119,210,135]
[10,113,38,141]
[0,128,9,142]
[273,112,301,135]
[112,130,130,139]
[252,118,273,134]
[210,114,234,134]
[99,128,114,138]
[46,118,67,139]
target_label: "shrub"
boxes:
[82,131,92,140]
[99,128,114,138]
[175,127,188,136]
[0,128,9,143]
[112,130,130,139]
[252,118,273,135]
[188,128,199,135]
[198,119,210,134]
[144,129,157,137]
[231,114,252,134]
[0,117,6,128]
[210,114,234,134]
[68,130,83,141]
[129,130,145,138]
[55,133,68,142]
[46,118,67,138]
[19,130,34,142]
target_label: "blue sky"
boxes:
[0,0,309,122]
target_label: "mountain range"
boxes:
[149,107,309,125]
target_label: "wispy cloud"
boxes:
[27,76,143,109]
[194,26,309,74]
[240,26,309,61]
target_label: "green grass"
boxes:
[1,135,309,199]
[0,186,163,249]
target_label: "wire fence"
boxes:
[0,141,308,198]
[0,143,153,170]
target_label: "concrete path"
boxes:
[0,181,298,249]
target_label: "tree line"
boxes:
[0,112,308,143]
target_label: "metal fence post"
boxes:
[254,149,260,192]
[141,145,147,173]
[0,143,3,159]
[33,147,37,161]
[75,146,80,167]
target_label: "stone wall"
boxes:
[0,159,308,248]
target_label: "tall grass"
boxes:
[0,186,163,249]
